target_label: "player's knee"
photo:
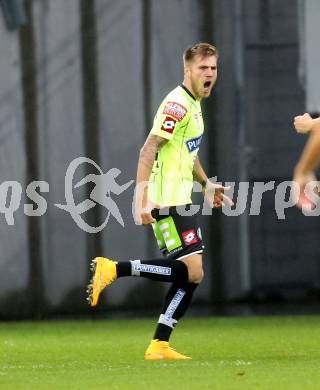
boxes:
[188,268,204,283]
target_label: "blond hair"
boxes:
[183,43,218,64]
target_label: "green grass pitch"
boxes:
[1,315,320,389]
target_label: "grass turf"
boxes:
[1,316,320,389]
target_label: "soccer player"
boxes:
[87,43,232,360]
[293,113,320,208]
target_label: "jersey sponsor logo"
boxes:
[163,102,187,121]
[182,229,199,246]
[161,116,177,133]
[185,135,202,153]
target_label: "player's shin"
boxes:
[153,282,198,341]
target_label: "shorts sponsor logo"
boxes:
[163,102,187,121]
[161,116,177,133]
[182,229,199,246]
[133,263,172,275]
[185,135,202,153]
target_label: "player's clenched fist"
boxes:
[294,113,314,134]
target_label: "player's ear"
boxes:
[184,64,191,78]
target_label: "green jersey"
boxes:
[148,85,204,206]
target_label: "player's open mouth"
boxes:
[203,81,211,90]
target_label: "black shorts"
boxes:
[151,204,204,260]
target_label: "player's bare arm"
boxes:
[293,116,320,209]
[135,134,168,224]
[193,156,233,208]
[293,122,320,186]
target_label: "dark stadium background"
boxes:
[0,0,319,319]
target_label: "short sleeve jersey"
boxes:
[148,85,204,206]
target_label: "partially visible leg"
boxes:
[152,254,203,341]
[87,214,189,306]
[87,256,189,306]
[145,254,203,360]
[144,207,204,360]
[152,281,199,340]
